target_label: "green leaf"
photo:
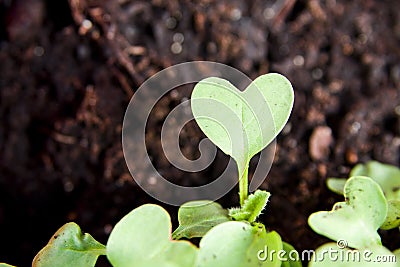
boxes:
[281,242,302,267]
[191,74,294,204]
[350,161,400,200]
[0,264,16,267]
[196,221,282,267]
[381,200,400,230]
[229,190,270,222]
[172,200,230,240]
[106,204,198,267]
[32,222,106,267]
[308,243,397,267]
[308,176,387,249]
[326,178,346,195]
[329,161,400,200]
[191,74,294,164]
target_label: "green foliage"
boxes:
[106,204,198,267]
[28,204,294,267]
[3,74,296,267]
[327,161,400,230]
[172,201,230,240]
[32,222,106,267]
[326,178,347,195]
[280,242,302,267]
[196,222,282,267]
[191,73,294,205]
[229,190,270,222]
[309,176,399,267]
[327,161,400,199]
[381,200,400,230]
[309,176,387,248]
[309,243,397,267]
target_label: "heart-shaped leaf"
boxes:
[172,200,230,240]
[195,221,282,267]
[309,243,398,267]
[309,176,387,249]
[32,223,106,267]
[191,74,294,202]
[106,204,197,267]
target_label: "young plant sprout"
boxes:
[2,73,298,267]
[191,74,294,206]
[308,162,400,266]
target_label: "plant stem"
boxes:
[239,166,249,206]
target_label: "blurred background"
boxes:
[0,0,399,266]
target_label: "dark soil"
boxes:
[1,0,400,266]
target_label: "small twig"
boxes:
[51,132,77,144]
[272,0,297,30]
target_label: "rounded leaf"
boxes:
[107,204,197,267]
[380,200,400,230]
[191,74,294,175]
[196,221,282,267]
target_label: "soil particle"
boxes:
[309,126,333,161]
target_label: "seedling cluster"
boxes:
[0,73,295,267]
[3,72,399,267]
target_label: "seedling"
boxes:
[327,161,400,230]
[308,162,400,266]
[191,74,294,205]
[2,73,298,267]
